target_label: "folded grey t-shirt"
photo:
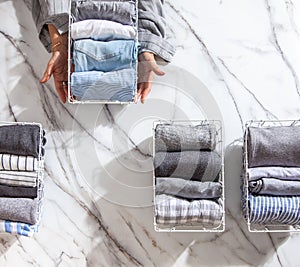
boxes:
[247,126,300,167]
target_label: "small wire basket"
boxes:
[153,120,225,232]
[67,0,139,104]
[243,120,300,232]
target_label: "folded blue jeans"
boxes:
[71,69,136,102]
[73,39,137,72]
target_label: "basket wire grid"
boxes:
[67,0,139,104]
[243,120,300,232]
[152,120,225,232]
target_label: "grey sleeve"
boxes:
[30,0,69,53]
[138,0,176,62]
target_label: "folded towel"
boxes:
[155,194,223,226]
[247,126,300,167]
[0,184,37,199]
[71,19,137,41]
[0,154,38,171]
[248,194,300,225]
[0,124,42,158]
[0,171,37,187]
[156,178,222,199]
[155,124,217,152]
[248,167,300,181]
[71,0,136,26]
[154,151,221,181]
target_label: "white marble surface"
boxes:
[0,0,300,266]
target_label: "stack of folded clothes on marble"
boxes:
[70,0,137,102]
[154,123,223,227]
[0,124,46,237]
[245,126,300,225]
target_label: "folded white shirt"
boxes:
[71,19,137,41]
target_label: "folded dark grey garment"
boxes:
[154,151,221,181]
[0,125,41,158]
[247,126,300,167]
[71,0,137,26]
[249,178,300,196]
[156,178,222,199]
[155,124,217,152]
[0,184,37,199]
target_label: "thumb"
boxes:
[151,62,165,76]
[40,61,54,83]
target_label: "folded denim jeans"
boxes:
[71,69,136,102]
[73,39,136,72]
[71,0,137,26]
[247,126,300,167]
[71,19,137,41]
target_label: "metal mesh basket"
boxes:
[67,0,138,104]
[243,120,300,232]
[153,120,225,232]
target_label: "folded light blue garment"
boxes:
[248,194,300,225]
[0,219,40,237]
[71,0,137,26]
[71,69,136,102]
[73,39,137,72]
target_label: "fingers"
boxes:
[140,82,152,104]
[150,61,165,76]
[40,61,54,84]
[54,79,67,103]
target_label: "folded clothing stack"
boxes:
[0,124,46,237]
[70,0,137,102]
[154,123,223,227]
[245,126,300,225]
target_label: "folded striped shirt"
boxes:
[248,194,300,225]
[0,154,38,171]
[0,171,38,187]
[155,194,223,226]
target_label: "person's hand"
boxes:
[137,52,165,104]
[40,25,69,103]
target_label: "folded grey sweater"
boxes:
[0,124,41,158]
[154,151,221,181]
[247,126,300,167]
[156,178,222,199]
[155,124,217,152]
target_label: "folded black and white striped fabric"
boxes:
[155,194,223,226]
[0,154,38,172]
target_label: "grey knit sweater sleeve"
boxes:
[138,0,176,62]
[29,0,176,61]
[30,0,70,53]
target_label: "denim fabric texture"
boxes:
[71,69,136,102]
[73,39,137,72]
